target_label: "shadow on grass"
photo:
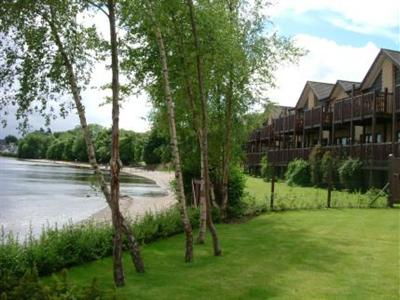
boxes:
[65,211,348,299]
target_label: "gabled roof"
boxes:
[328,80,360,99]
[382,48,400,67]
[295,81,334,109]
[308,81,335,100]
[337,80,360,92]
[360,48,400,90]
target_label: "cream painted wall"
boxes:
[382,59,394,92]
[331,87,348,101]
[307,90,316,109]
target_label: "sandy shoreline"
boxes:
[31,159,176,223]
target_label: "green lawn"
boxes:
[244,176,387,209]
[66,209,399,299]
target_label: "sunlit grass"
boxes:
[64,209,399,299]
[244,176,387,210]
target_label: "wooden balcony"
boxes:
[334,91,393,123]
[246,143,400,167]
[304,107,331,128]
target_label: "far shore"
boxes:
[29,159,177,224]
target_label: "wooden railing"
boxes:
[334,91,392,123]
[246,143,400,166]
[248,89,397,149]
[304,108,318,127]
[304,107,331,128]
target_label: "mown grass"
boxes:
[65,209,399,299]
[244,176,387,210]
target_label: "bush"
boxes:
[0,207,206,282]
[338,159,363,191]
[1,267,113,299]
[309,145,323,186]
[321,151,339,188]
[285,159,311,186]
[226,166,247,218]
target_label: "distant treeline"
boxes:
[17,125,171,166]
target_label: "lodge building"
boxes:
[246,48,400,186]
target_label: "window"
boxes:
[397,131,400,142]
[376,133,382,143]
[365,134,372,143]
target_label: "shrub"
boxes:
[226,166,247,218]
[0,207,205,282]
[338,159,363,191]
[309,145,323,186]
[1,267,113,299]
[285,159,311,186]
[321,151,338,188]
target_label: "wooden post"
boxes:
[392,84,396,154]
[370,92,377,186]
[270,166,275,210]
[302,113,306,148]
[350,85,355,156]
[327,184,332,208]
[319,108,323,144]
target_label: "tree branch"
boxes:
[87,0,109,17]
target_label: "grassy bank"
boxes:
[244,176,387,209]
[64,209,399,299]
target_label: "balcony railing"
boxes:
[304,107,331,128]
[246,143,400,166]
[334,91,392,123]
[247,88,397,147]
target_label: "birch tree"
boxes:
[121,0,195,261]
[0,0,144,287]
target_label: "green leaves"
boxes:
[0,0,103,132]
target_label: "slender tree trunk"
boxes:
[153,21,194,262]
[184,85,206,244]
[183,74,206,244]
[197,157,207,243]
[186,0,221,256]
[46,7,144,285]
[173,20,207,244]
[221,80,233,221]
[107,0,125,286]
[220,0,238,221]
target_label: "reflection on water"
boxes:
[0,157,167,238]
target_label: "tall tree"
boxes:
[186,0,222,256]
[0,0,144,287]
[107,0,125,286]
[121,0,194,262]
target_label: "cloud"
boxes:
[266,34,380,107]
[268,0,399,41]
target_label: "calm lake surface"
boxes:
[0,157,167,238]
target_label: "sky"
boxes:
[1,0,399,138]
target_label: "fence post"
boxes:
[270,166,275,210]
[327,184,332,208]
